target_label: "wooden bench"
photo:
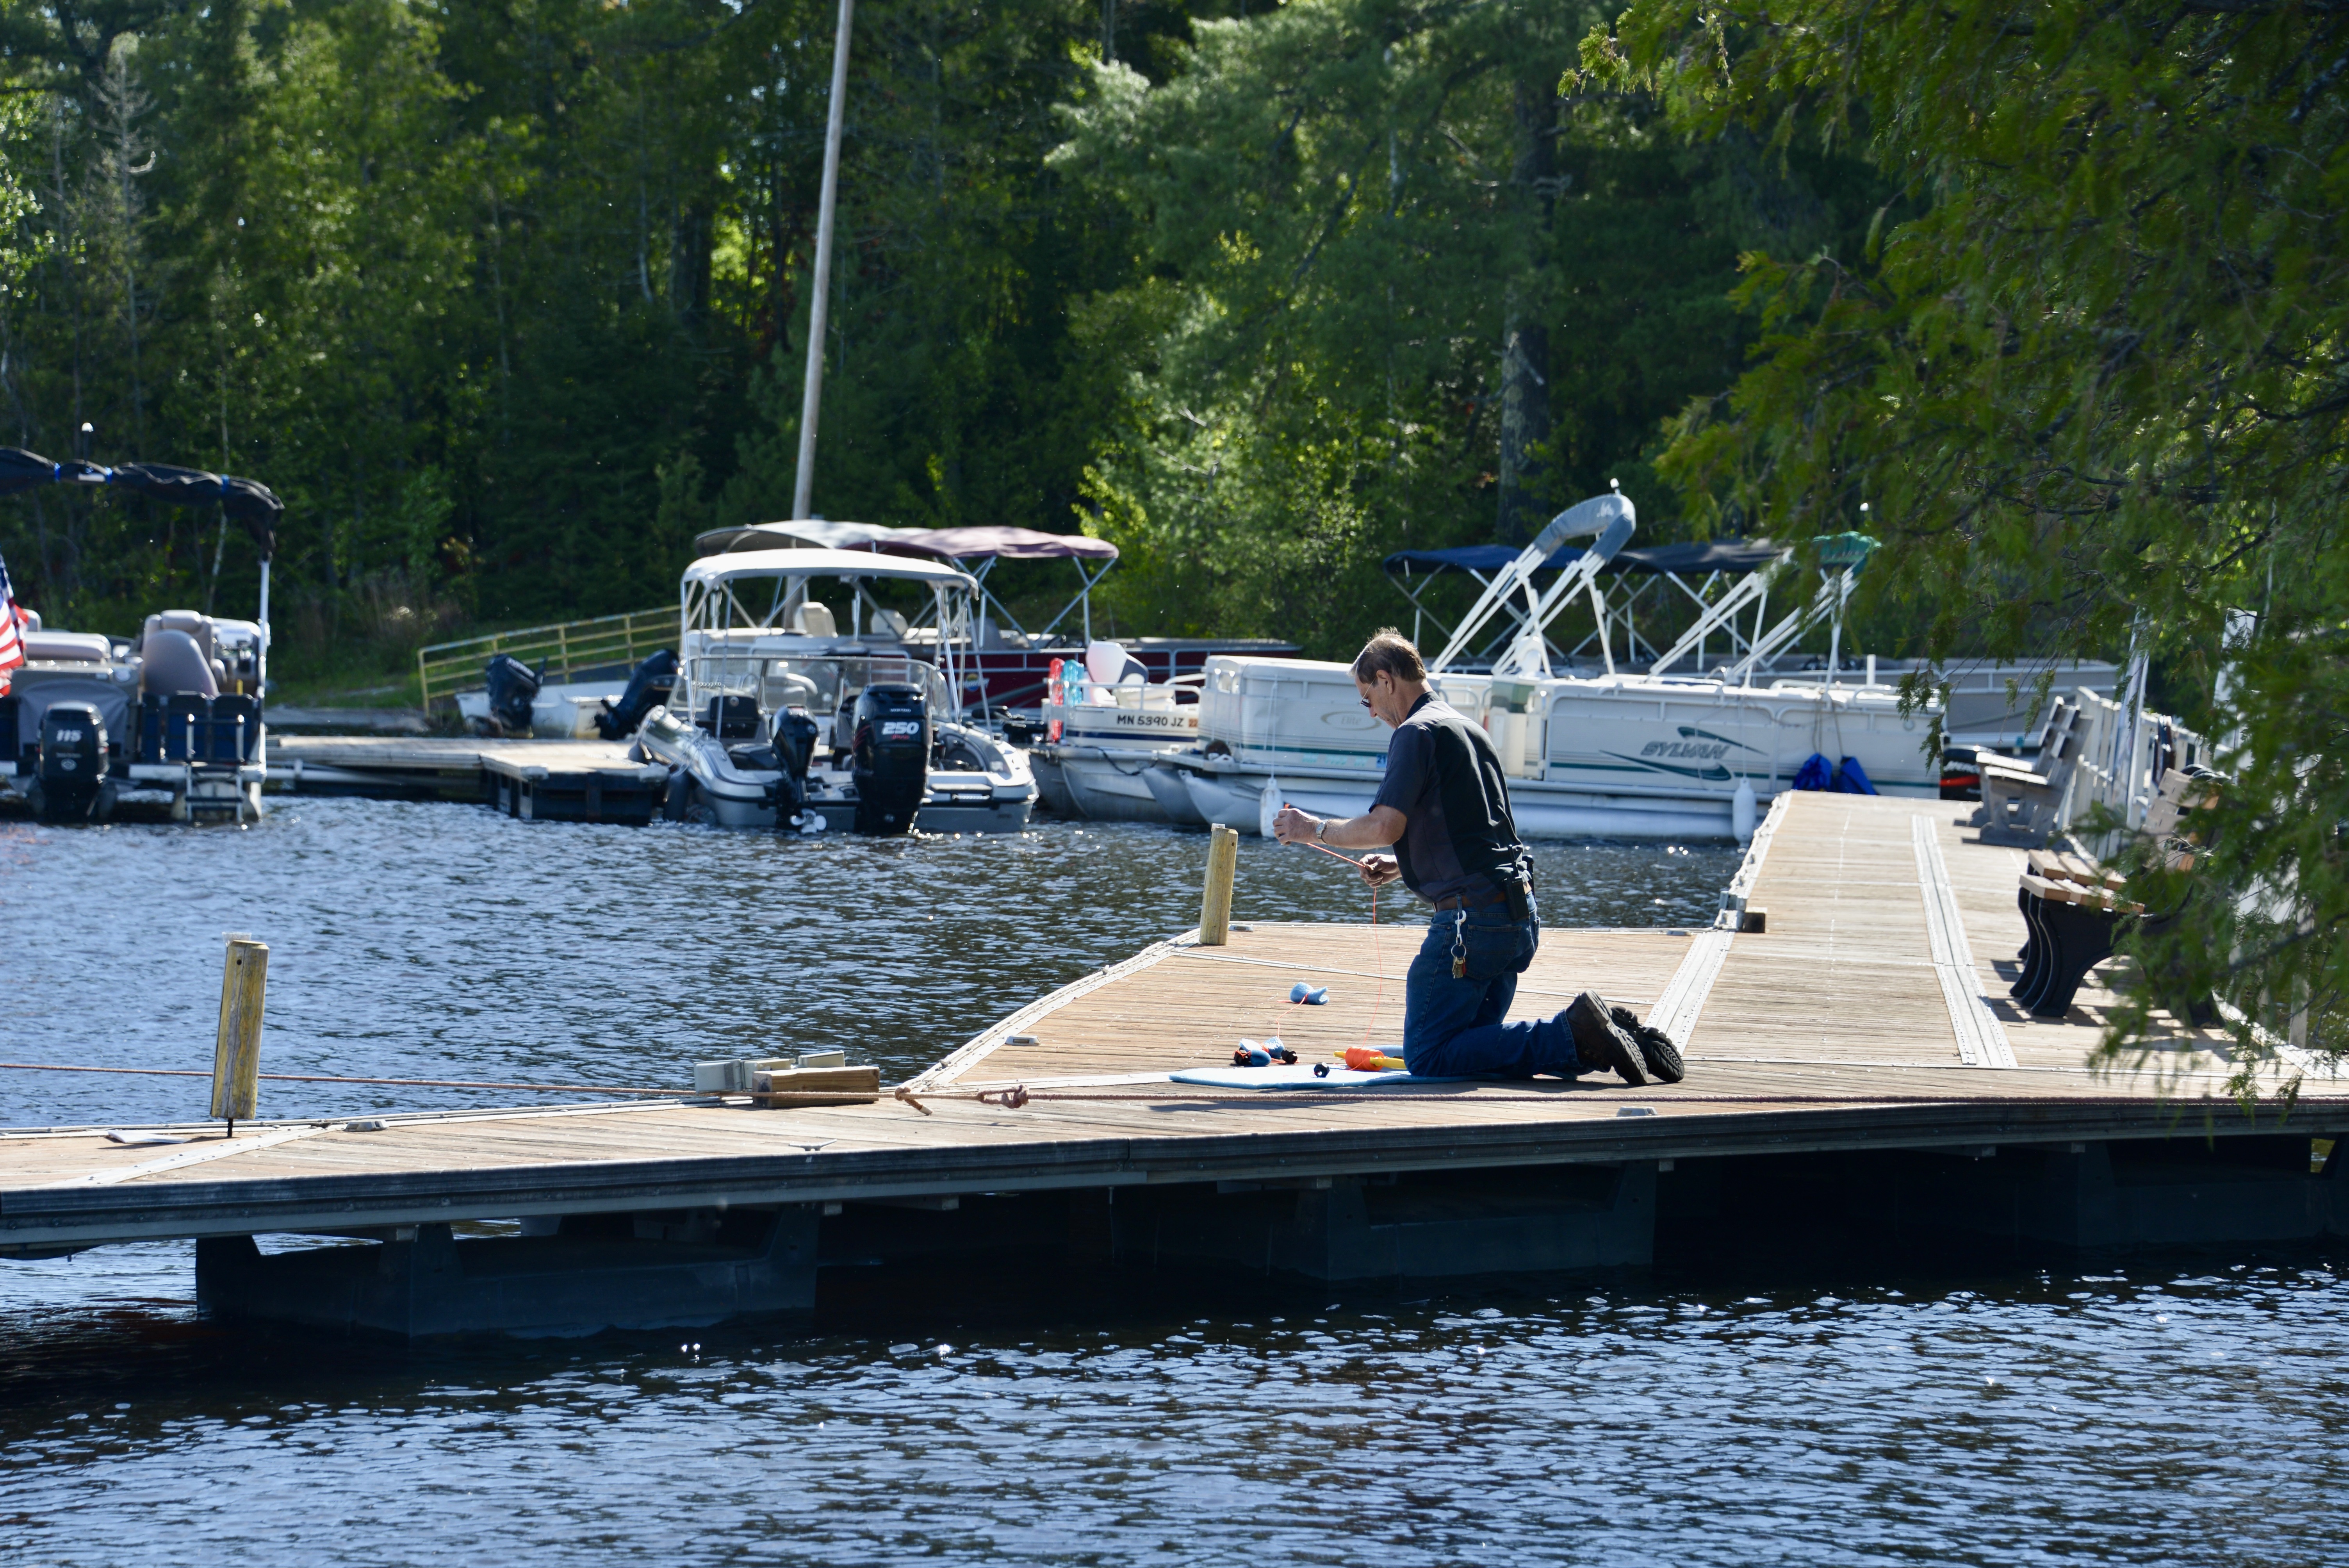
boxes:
[1978,698,2082,846]
[2008,770,2205,1017]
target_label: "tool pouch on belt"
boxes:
[1497,859,1535,922]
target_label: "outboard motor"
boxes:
[771,705,820,825]
[483,655,544,736]
[850,684,929,835]
[594,649,677,741]
[35,702,107,822]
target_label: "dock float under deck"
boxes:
[5,793,2341,1335]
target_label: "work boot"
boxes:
[1566,991,1650,1086]
[1610,1004,1685,1085]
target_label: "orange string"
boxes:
[1299,839,1384,1051]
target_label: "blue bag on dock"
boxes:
[1831,756,1879,795]
[1792,752,1834,791]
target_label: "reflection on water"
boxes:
[4,802,2340,1564]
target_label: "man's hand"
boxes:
[1360,854,1401,888]
[1271,804,1321,846]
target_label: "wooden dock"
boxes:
[5,791,2341,1334]
[269,734,668,823]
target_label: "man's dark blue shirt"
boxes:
[1370,693,1529,903]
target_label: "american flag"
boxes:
[0,551,25,681]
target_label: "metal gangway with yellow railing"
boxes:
[415,608,671,714]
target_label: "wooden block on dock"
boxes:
[750,1065,881,1108]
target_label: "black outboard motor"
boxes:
[594,649,677,741]
[36,702,107,822]
[483,655,543,736]
[850,684,929,835]
[772,705,820,822]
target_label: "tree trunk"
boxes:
[1497,306,1549,544]
[1496,76,1558,545]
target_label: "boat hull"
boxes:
[1177,656,1944,840]
[1057,747,1181,823]
[1032,697,1205,824]
[1027,749,1079,816]
[637,710,1034,835]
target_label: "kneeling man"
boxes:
[1270,629,1682,1085]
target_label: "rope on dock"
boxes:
[932,1083,2349,1111]
[0,1061,687,1098]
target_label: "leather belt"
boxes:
[1429,886,1508,911]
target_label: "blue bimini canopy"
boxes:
[1383,538,1784,578]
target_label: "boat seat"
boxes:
[792,600,837,637]
[702,694,760,741]
[140,628,221,699]
[24,631,112,664]
[145,609,217,657]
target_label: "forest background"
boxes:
[0,0,1888,691]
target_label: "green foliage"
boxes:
[1593,0,2349,1069]
[1053,0,1883,655]
[0,0,1881,678]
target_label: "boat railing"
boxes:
[418,607,670,713]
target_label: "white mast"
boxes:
[791,0,855,521]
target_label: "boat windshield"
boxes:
[682,647,950,721]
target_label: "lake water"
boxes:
[5,801,2344,1564]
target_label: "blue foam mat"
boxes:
[1167,1065,1467,1090]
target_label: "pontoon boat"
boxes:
[0,452,281,824]
[1150,493,1957,840]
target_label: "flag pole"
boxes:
[791,0,855,522]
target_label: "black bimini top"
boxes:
[0,449,284,558]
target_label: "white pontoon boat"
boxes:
[1151,493,1953,840]
[1025,641,1208,823]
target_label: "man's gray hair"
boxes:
[1351,629,1428,685]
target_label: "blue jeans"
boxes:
[1400,904,1582,1079]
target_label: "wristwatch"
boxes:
[1314,819,1327,845]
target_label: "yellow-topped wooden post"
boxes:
[211,937,268,1134]
[1200,825,1239,946]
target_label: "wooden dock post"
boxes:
[211,937,269,1135]
[1200,824,1239,946]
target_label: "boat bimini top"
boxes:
[681,546,980,596]
[692,521,1122,648]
